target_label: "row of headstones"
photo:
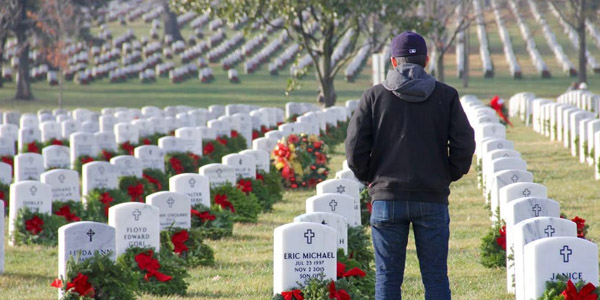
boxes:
[510,92,600,180]
[506,0,550,77]
[526,0,577,75]
[490,0,521,79]
[272,157,365,294]
[462,95,598,300]
[472,0,494,78]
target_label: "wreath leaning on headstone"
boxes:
[190,203,234,240]
[50,252,137,300]
[479,221,506,268]
[160,227,215,267]
[272,133,330,189]
[13,207,67,246]
[271,276,369,300]
[539,275,600,300]
[84,188,128,222]
[210,183,262,223]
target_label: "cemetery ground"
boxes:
[0,115,597,299]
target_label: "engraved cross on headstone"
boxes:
[329,199,338,211]
[98,166,105,175]
[216,169,223,178]
[560,245,573,263]
[30,185,38,196]
[86,229,95,242]
[304,229,315,244]
[132,209,142,221]
[545,225,555,237]
[497,143,504,149]
[522,188,531,197]
[511,174,519,183]
[532,204,542,217]
[188,178,196,188]
[336,185,346,194]
[167,197,175,208]
[58,174,66,184]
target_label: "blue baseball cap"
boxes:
[390,31,427,57]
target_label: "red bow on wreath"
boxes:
[203,142,215,156]
[336,262,366,279]
[101,149,113,161]
[143,174,162,190]
[281,289,304,300]
[328,281,350,300]
[191,209,216,222]
[275,144,291,159]
[27,142,39,153]
[134,250,173,282]
[237,179,253,194]
[128,183,144,202]
[55,205,81,222]
[214,194,235,213]
[561,279,597,300]
[80,156,94,164]
[121,142,135,155]
[51,273,95,297]
[25,215,44,235]
[231,130,239,138]
[216,137,228,145]
[99,192,114,217]
[51,139,63,146]
[171,230,189,255]
[571,216,587,238]
[169,157,184,174]
[256,173,264,181]
[496,225,506,250]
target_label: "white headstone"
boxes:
[169,173,211,207]
[8,181,52,245]
[14,153,44,182]
[114,123,139,144]
[42,145,70,169]
[82,162,118,196]
[58,222,116,281]
[316,179,361,226]
[158,136,186,154]
[252,137,278,155]
[175,127,203,155]
[134,145,165,172]
[95,132,117,152]
[0,201,3,273]
[273,222,337,294]
[40,169,81,202]
[146,191,191,230]
[240,149,270,173]
[0,136,15,156]
[199,163,236,187]
[40,121,61,142]
[18,127,41,152]
[499,183,547,222]
[222,153,256,179]
[70,132,98,168]
[524,237,598,300]
[110,155,143,178]
[489,169,534,221]
[294,212,348,254]
[306,193,358,227]
[100,114,117,133]
[108,202,160,257]
[0,162,11,185]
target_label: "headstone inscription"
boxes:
[222,153,256,179]
[110,155,143,178]
[14,153,44,182]
[8,181,52,245]
[273,222,337,294]
[108,202,160,257]
[294,212,348,254]
[134,145,165,172]
[42,145,70,169]
[40,169,81,202]
[146,191,191,230]
[199,163,236,187]
[82,162,118,196]
[169,173,211,207]
[306,193,358,227]
[316,179,361,226]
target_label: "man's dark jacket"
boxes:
[345,63,475,205]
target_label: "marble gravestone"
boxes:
[169,173,211,207]
[484,157,527,194]
[240,149,270,173]
[252,137,278,155]
[175,127,203,156]
[134,145,165,172]
[316,179,361,226]
[82,162,118,197]
[199,163,236,187]
[110,155,143,178]
[14,153,44,182]
[8,181,52,245]
[514,217,577,300]
[108,202,160,257]
[489,169,534,221]
[222,153,256,179]
[0,162,11,185]
[146,191,191,230]
[294,212,348,254]
[207,119,231,138]
[70,132,98,168]
[114,123,139,145]
[306,193,358,227]
[0,136,15,157]
[40,169,81,202]
[58,222,116,283]
[42,145,70,169]
[265,130,284,142]
[40,121,61,143]
[17,127,41,154]
[198,126,217,141]
[158,136,186,154]
[504,197,560,293]
[273,223,337,294]
[499,182,547,223]
[95,132,117,152]
[524,237,598,300]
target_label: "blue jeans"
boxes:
[371,200,451,300]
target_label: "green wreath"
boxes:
[84,188,129,222]
[13,207,67,246]
[0,181,10,214]
[539,274,600,300]
[347,225,374,270]
[118,176,154,202]
[480,221,506,268]
[73,155,96,174]
[52,200,85,223]
[160,227,215,267]
[143,169,169,192]
[190,203,234,240]
[211,183,261,223]
[42,138,70,148]
[117,247,189,296]
[359,188,371,226]
[20,141,43,154]
[271,276,368,300]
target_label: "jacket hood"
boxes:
[382,63,436,102]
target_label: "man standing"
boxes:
[345,32,475,300]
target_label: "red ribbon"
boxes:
[65,273,95,297]
[561,279,597,300]
[51,139,63,146]
[214,194,235,213]
[143,174,162,190]
[281,289,304,300]
[572,216,586,238]
[490,96,513,127]
[55,205,81,222]
[127,183,144,202]
[171,229,189,255]
[121,142,135,155]
[337,262,366,279]
[315,152,327,165]
[169,156,184,174]
[260,125,270,134]
[50,278,63,288]
[27,142,39,153]
[1,156,13,170]
[99,192,114,217]
[134,250,173,282]
[80,156,94,164]
[313,141,322,149]
[328,281,350,300]
[237,179,253,194]
[191,209,216,222]
[256,173,264,181]
[25,215,44,235]
[252,130,259,140]
[496,225,506,250]
[143,138,151,145]
[203,142,215,155]
[101,150,113,161]
[287,134,299,144]
[231,130,239,138]
[275,144,291,159]
[216,137,228,145]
